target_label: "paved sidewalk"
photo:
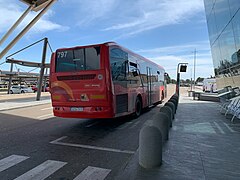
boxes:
[0,93,51,111]
[116,93,240,180]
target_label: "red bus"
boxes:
[49,42,166,119]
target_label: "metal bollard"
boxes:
[152,112,170,141]
[139,125,162,168]
[159,106,173,127]
[165,101,176,115]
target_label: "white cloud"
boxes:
[135,41,215,79]
[24,10,70,33]
[71,0,120,26]
[136,41,211,55]
[102,0,205,37]
[0,0,68,34]
[150,55,214,79]
[70,0,205,38]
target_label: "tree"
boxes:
[185,79,191,83]
[171,79,177,84]
[196,77,204,83]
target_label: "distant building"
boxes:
[203,0,240,89]
[0,70,42,85]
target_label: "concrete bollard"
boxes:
[152,112,170,141]
[139,125,162,168]
[173,93,179,98]
[159,106,173,127]
[169,98,178,112]
[172,94,179,102]
[165,101,175,116]
[171,96,179,105]
[170,97,178,109]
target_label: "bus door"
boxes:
[147,67,152,106]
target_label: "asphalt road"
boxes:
[0,102,159,180]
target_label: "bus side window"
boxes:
[128,62,141,85]
[110,48,128,81]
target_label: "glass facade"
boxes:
[204,0,240,80]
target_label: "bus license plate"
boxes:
[70,107,83,112]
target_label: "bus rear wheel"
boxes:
[134,97,142,118]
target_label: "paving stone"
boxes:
[115,94,240,180]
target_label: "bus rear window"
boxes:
[55,46,100,72]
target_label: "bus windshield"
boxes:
[55,46,100,72]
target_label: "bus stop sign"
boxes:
[180,65,187,72]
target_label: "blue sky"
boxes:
[0,0,214,80]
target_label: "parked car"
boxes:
[32,85,49,93]
[10,86,21,94]
[20,86,34,93]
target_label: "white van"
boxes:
[203,78,217,93]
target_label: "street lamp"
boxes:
[193,49,197,90]
[176,63,188,95]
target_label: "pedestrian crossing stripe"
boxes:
[0,155,29,173]
[73,166,111,180]
[0,155,111,180]
[14,160,67,180]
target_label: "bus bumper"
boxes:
[52,106,114,119]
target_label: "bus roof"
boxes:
[105,42,165,70]
[56,42,165,71]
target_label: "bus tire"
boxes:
[134,96,142,118]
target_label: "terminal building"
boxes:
[204,0,240,89]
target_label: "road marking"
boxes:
[41,107,52,111]
[14,160,67,180]
[37,113,54,120]
[73,166,111,180]
[50,136,135,154]
[199,143,215,148]
[117,122,133,130]
[172,126,177,131]
[0,155,29,172]
[213,122,225,134]
[85,121,99,128]
[129,120,141,129]
[223,122,235,133]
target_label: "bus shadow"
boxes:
[67,105,158,133]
